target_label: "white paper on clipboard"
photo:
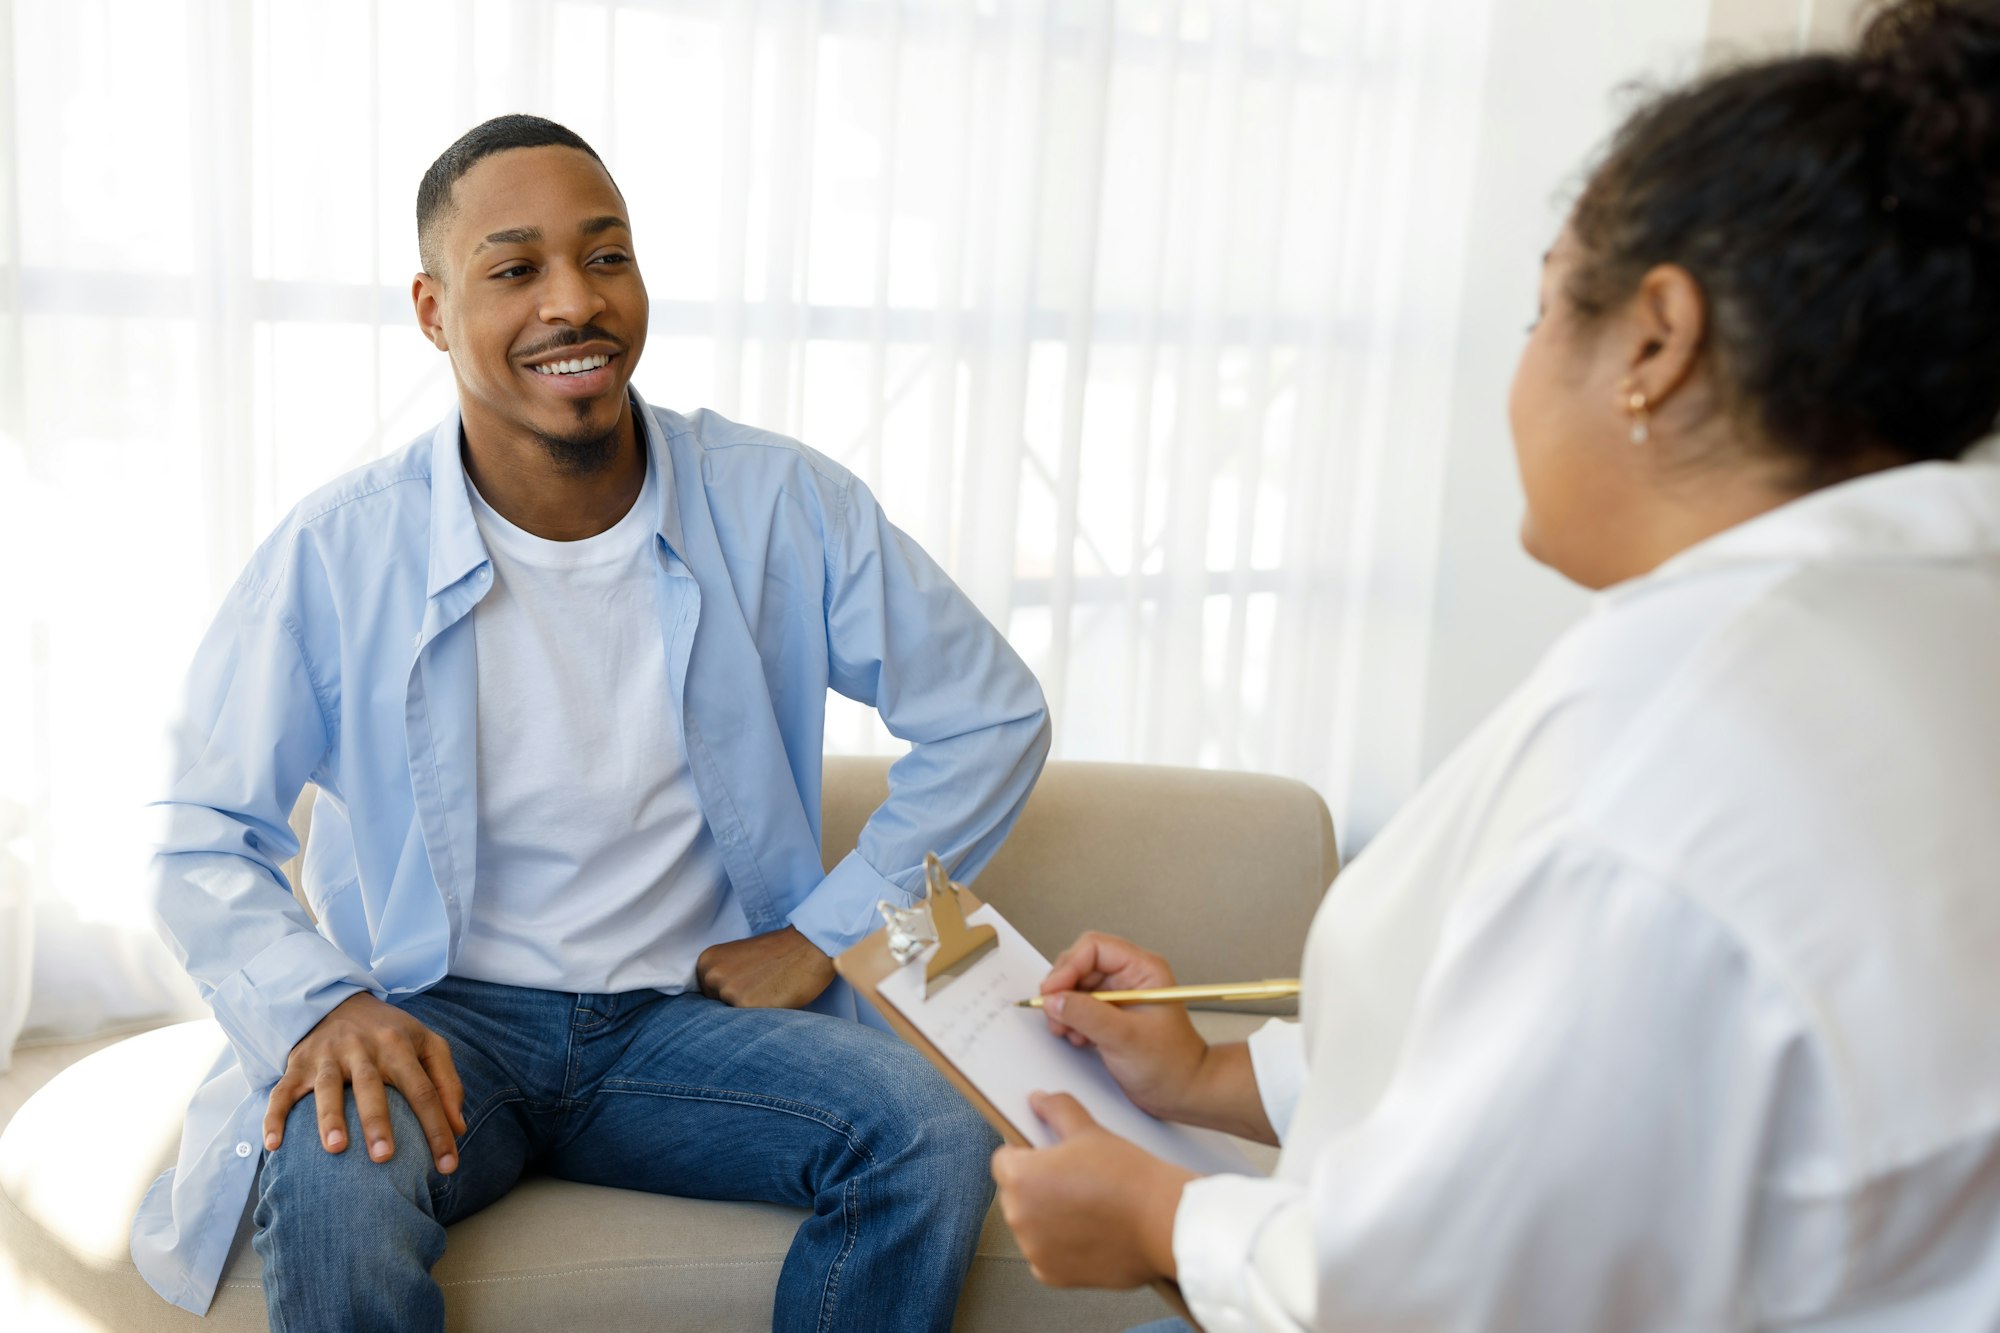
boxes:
[874,905,1254,1176]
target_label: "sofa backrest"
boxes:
[284,757,1341,1015]
[821,756,1337,1014]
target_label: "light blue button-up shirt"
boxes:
[132,391,1050,1314]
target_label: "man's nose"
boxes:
[539,261,606,325]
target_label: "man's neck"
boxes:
[460,401,646,542]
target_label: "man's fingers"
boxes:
[263,1074,305,1151]
[382,1051,460,1173]
[419,1033,467,1136]
[1028,1090,1098,1140]
[312,1063,349,1152]
[349,1064,396,1162]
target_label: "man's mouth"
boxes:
[531,354,613,377]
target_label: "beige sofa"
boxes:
[0,757,1336,1331]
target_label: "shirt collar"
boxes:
[1602,454,2000,608]
[425,404,485,599]
[629,386,688,561]
[425,388,685,599]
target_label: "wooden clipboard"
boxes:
[835,887,1024,1144]
[835,883,1200,1328]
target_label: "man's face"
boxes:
[415,145,648,465]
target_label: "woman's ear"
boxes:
[1622,263,1706,411]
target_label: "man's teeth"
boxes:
[532,354,611,376]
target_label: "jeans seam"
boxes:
[429,1086,523,1216]
[563,1007,586,1105]
[816,1175,863,1333]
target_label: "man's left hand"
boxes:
[991,1091,1196,1289]
[695,926,837,1009]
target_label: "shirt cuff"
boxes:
[784,849,918,958]
[1246,1017,1307,1145]
[206,930,380,1086]
[1174,1172,1309,1333]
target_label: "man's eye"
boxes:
[494,264,533,280]
[591,253,630,267]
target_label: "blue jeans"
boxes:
[251,975,998,1332]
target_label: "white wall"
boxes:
[1418,0,1715,777]
[1706,0,1868,60]
[1414,0,1875,782]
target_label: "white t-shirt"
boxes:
[1176,460,2000,1331]
[451,458,747,994]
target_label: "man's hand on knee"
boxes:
[262,992,468,1174]
[695,926,836,1009]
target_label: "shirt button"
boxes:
[476,568,490,581]
[235,1142,253,1158]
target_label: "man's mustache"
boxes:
[516,325,626,362]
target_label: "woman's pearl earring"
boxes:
[1626,388,1651,444]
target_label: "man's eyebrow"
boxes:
[580,215,629,237]
[472,226,542,256]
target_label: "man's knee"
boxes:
[253,1087,448,1324]
[260,1086,436,1213]
[862,1035,1001,1173]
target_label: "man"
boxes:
[132,114,1049,1332]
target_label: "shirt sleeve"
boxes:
[785,471,1051,954]
[1175,832,1801,1332]
[1247,1017,1308,1145]
[1176,1175,1318,1332]
[148,577,380,1088]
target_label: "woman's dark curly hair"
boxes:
[1566,0,2000,483]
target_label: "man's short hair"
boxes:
[416,114,616,281]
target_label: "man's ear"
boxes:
[412,273,449,352]
[1623,263,1705,410]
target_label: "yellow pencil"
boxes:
[1016,979,1300,1008]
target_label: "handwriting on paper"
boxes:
[876,906,1253,1175]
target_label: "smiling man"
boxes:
[133,114,1049,1332]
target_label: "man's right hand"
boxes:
[262,992,467,1173]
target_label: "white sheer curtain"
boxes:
[1,0,1735,1063]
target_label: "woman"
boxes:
[991,2,2000,1328]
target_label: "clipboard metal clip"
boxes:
[921,852,998,996]
[876,852,999,997]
